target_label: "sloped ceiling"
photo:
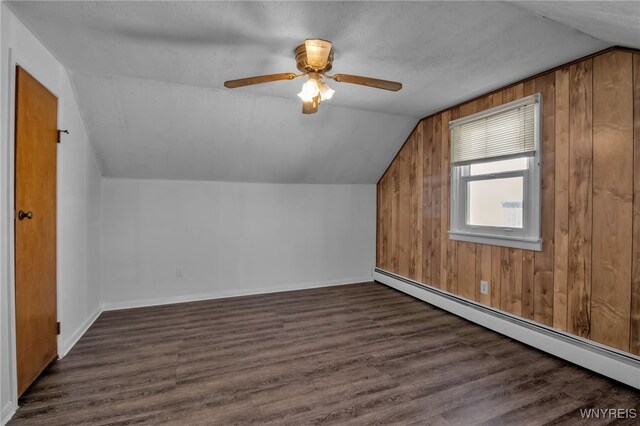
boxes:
[8,1,635,183]
[517,1,640,48]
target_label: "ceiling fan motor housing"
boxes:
[295,43,334,74]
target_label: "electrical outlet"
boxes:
[480,280,489,295]
[176,267,183,277]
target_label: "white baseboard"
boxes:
[1,401,16,426]
[374,268,640,390]
[58,305,102,358]
[101,276,373,312]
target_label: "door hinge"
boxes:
[56,322,61,335]
[57,129,69,143]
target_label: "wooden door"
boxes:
[14,66,58,396]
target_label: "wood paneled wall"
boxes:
[376,48,640,355]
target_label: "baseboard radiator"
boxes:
[374,268,640,390]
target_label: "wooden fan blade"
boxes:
[331,74,402,91]
[304,39,332,69]
[224,73,297,88]
[302,95,320,114]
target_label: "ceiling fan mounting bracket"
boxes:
[294,43,334,74]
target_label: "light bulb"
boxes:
[297,77,319,102]
[318,81,335,101]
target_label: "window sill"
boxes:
[449,230,542,251]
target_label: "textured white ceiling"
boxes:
[8,1,630,183]
[70,72,416,182]
[517,1,640,48]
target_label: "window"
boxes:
[449,94,542,251]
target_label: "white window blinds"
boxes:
[449,94,540,165]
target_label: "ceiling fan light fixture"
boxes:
[297,73,320,102]
[318,81,335,101]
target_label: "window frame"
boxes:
[448,94,542,252]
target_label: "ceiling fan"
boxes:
[224,39,402,114]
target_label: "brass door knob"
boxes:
[18,210,33,221]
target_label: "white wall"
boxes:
[101,178,375,308]
[0,6,374,423]
[56,70,103,356]
[0,4,102,422]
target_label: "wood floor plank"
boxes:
[11,283,639,425]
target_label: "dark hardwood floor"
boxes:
[10,282,639,425]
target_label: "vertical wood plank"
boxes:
[409,126,424,280]
[489,91,504,108]
[405,137,415,278]
[398,141,411,277]
[477,96,492,112]
[380,173,389,270]
[522,251,535,319]
[501,85,524,315]
[385,172,393,271]
[504,84,524,102]
[376,179,382,267]
[416,126,424,280]
[456,101,479,300]
[442,110,457,293]
[553,67,570,331]
[422,119,433,285]
[431,116,442,289]
[474,95,493,305]
[488,91,504,309]
[524,79,536,98]
[632,54,640,355]
[376,173,387,269]
[501,248,523,315]
[390,161,400,274]
[458,243,476,300]
[512,249,523,316]
[521,81,537,321]
[533,72,556,326]
[437,113,448,290]
[491,246,502,308]
[567,59,593,338]
[591,51,633,351]
[500,248,510,311]
[476,244,492,305]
